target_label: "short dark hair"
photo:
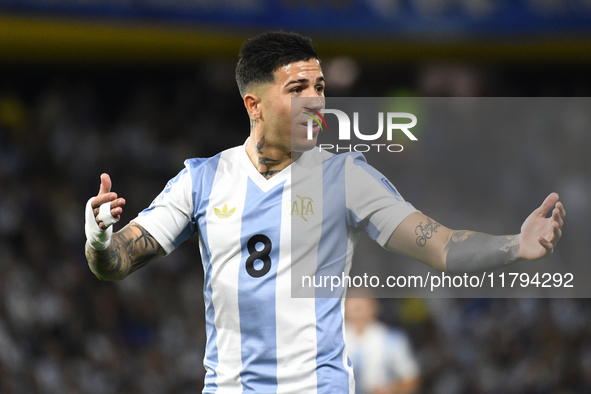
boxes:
[235,31,319,97]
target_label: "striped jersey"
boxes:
[133,140,417,393]
[345,321,420,394]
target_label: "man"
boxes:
[345,294,420,394]
[84,31,565,393]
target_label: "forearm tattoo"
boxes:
[85,223,164,280]
[444,230,522,274]
[415,218,441,247]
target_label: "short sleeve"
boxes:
[345,154,418,247]
[132,163,196,255]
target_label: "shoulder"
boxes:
[295,149,368,170]
[182,145,242,173]
[315,151,368,175]
[176,145,244,197]
[326,151,367,166]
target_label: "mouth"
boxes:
[300,121,320,135]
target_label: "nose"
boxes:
[303,90,324,110]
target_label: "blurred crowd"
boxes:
[0,60,590,393]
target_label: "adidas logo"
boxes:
[214,204,236,219]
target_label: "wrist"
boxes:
[445,232,523,274]
[84,197,113,251]
[515,233,526,261]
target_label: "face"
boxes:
[258,59,325,153]
[344,297,378,325]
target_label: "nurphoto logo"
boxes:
[306,109,418,153]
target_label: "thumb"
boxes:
[98,173,112,195]
[536,192,559,217]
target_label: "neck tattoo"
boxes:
[255,135,282,179]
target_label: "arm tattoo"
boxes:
[133,225,157,251]
[85,236,126,279]
[85,223,165,280]
[122,224,162,274]
[444,231,522,274]
[415,218,441,247]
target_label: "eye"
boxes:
[316,85,325,93]
[290,86,302,94]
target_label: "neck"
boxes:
[246,126,301,179]
[349,319,371,336]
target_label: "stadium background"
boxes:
[0,1,590,392]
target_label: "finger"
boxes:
[91,192,118,209]
[96,213,119,230]
[552,222,562,243]
[552,208,564,228]
[538,236,553,253]
[111,199,126,216]
[93,197,125,226]
[536,192,559,217]
[556,201,566,218]
[109,197,126,209]
[95,197,125,224]
[95,216,119,229]
[98,173,112,196]
[544,223,562,246]
[110,207,123,218]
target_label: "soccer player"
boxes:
[84,32,566,393]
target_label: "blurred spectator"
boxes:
[346,292,421,394]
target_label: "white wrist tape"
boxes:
[85,197,118,251]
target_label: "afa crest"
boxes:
[291,195,314,222]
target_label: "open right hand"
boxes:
[91,173,126,230]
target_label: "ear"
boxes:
[244,93,261,121]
